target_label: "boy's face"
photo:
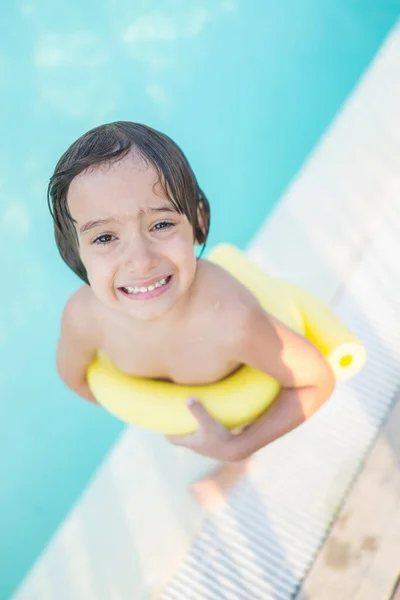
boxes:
[67,154,198,321]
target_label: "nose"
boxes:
[123,234,158,274]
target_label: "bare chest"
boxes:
[101,324,239,385]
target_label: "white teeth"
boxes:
[123,277,169,295]
[155,278,167,289]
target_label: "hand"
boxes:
[167,397,236,461]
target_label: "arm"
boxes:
[227,303,336,460]
[57,287,99,404]
[169,302,335,461]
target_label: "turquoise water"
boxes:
[0,1,398,597]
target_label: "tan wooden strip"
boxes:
[296,397,400,600]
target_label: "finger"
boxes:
[186,397,217,429]
[167,433,196,447]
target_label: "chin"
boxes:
[127,305,171,321]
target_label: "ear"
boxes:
[195,201,208,245]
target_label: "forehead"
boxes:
[67,154,170,219]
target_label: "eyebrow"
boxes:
[79,205,176,234]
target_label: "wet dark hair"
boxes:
[47,121,210,284]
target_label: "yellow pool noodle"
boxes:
[283,282,367,381]
[87,244,366,435]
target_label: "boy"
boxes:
[50,121,335,463]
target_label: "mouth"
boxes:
[118,275,173,300]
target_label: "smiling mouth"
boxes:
[119,275,172,296]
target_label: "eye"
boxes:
[92,234,116,245]
[152,221,175,231]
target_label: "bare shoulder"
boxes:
[60,284,102,347]
[195,259,335,390]
[57,285,106,392]
[196,258,260,344]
